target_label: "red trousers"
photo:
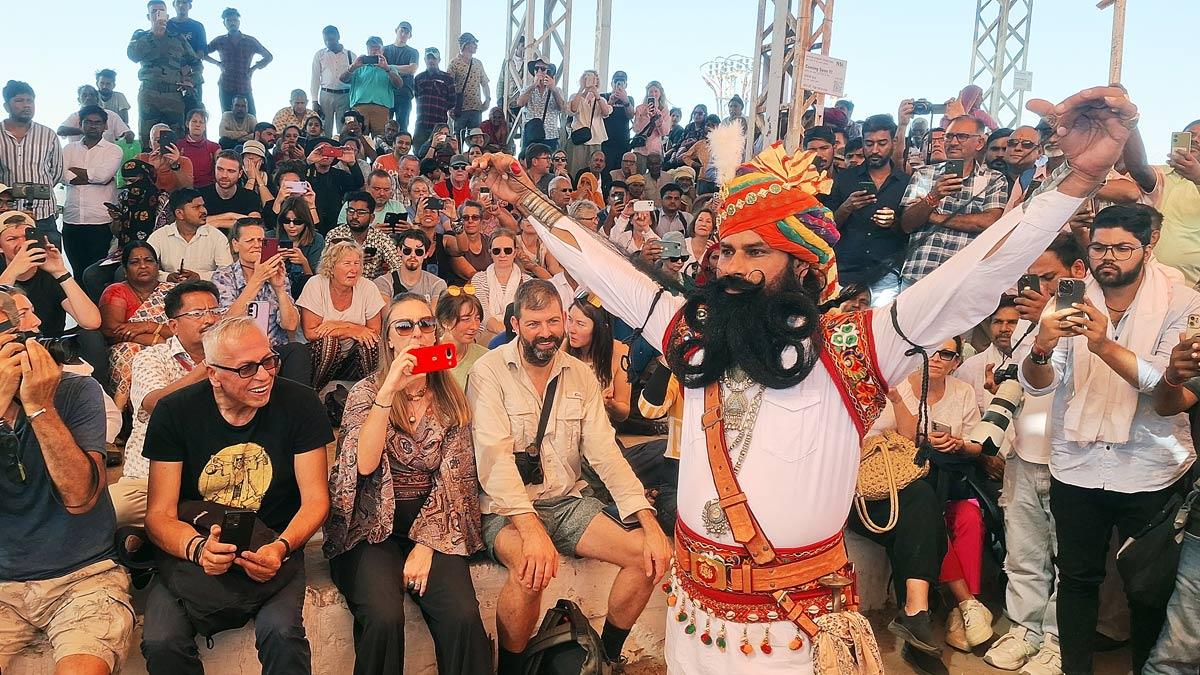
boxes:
[939,499,984,595]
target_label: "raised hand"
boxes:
[1027,86,1137,185]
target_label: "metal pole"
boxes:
[446,0,463,61]
[1108,0,1126,84]
[594,0,612,86]
[744,0,769,158]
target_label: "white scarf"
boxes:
[485,264,519,321]
[1063,263,1172,444]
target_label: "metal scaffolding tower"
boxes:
[968,0,1034,129]
[745,0,835,156]
[502,0,575,143]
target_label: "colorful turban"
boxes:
[716,142,840,301]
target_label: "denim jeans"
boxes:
[1143,489,1200,675]
[1002,455,1058,646]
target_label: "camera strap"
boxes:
[530,374,561,456]
[888,301,934,467]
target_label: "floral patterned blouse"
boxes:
[323,374,484,559]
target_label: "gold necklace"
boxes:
[402,384,429,424]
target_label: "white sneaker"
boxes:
[1020,635,1063,675]
[959,598,995,648]
[945,607,969,652]
[983,626,1038,670]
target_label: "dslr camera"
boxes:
[993,363,1018,386]
[5,183,54,201]
[911,99,947,116]
[15,332,82,365]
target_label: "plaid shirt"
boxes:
[900,163,1008,285]
[207,32,267,93]
[414,70,456,132]
[325,224,402,280]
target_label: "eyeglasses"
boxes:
[1006,139,1038,150]
[447,284,475,296]
[552,156,567,162]
[280,217,303,225]
[462,214,483,221]
[492,247,514,255]
[172,307,225,320]
[1087,243,1144,261]
[945,132,981,144]
[345,207,372,216]
[1,427,24,487]
[450,163,468,170]
[391,316,437,336]
[401,246,426,256]
[210,353,280,378]
[534,67,549,73]
[931,349,960,361]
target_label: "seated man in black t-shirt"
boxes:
[141,316,332,674]
[0,212,111,389]
[0,330,133,675]
[199,150,265,232]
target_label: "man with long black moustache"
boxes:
[472,86,1139,675]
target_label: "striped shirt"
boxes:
[900,163,1008,285]
[0,120,64,220]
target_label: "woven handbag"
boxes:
[854,430,929,534]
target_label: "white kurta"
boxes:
[533,187,1084,674]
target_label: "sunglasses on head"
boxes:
[491,247,514,255]
[401,246,426,256]
[447,283,476,296]
[575,290,602,309]
[391,316,437,336]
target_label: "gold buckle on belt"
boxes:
[691,552,729,591]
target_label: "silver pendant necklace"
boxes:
[702,369,765,537]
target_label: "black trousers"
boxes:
[141,555,311,675]
[328,499,491,675]
[277,341,313,388]
[61,223,113,277]
[1050,477,1179,674]
[848,478,946,607]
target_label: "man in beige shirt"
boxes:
[468,279,671,672]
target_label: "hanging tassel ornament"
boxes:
[760,624,773,654]
[788,628,804,651]
[676,597,689,623]
[716,622,728,652]
[739,625,754,655]
[700,615,713,646]
[685,605,698,635]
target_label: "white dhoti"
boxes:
[533,182,1084,673]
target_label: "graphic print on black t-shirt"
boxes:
[199,442,274,509]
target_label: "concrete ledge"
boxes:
[12,531,892,674]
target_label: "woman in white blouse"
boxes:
[566,69,612,174]
[868,337,995,654]
[469,229,530,339]
[298,240,386,391]
[610,203,660,255]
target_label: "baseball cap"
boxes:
[0,184,10,195]
[366,36,383,46]
[449,154,469,168]
[612,70,628,83]
[0,210,34,230]
[425,47,440,59]
[398,21,412,31]
[241,140,266,159]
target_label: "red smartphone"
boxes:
[319,145,343,158]
[260,238,279,261]
[411,343,459,374]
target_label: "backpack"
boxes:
[521,599,613,675]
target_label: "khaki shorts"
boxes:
[0,559,134,671]
[482,495,606,561]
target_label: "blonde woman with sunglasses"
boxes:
[324,294,490,675]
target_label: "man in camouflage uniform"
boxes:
[127,0,200,145]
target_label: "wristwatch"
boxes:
[1029,344,1053,365]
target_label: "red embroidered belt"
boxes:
[671,520,860,636]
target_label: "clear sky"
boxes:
[8,0,1194,159]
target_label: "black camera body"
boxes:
[993,363,1018,385]
[15,332,82,365]
[912,99,947,117]
[7,183,54,201]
